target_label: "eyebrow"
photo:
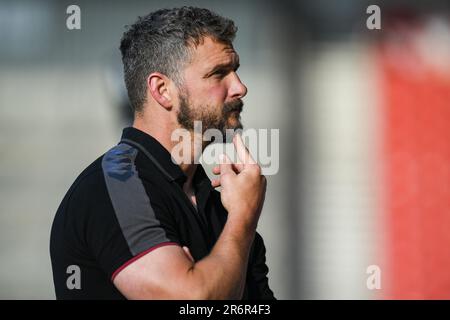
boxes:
[204,57,240,78]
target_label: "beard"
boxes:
[177,91,244,141]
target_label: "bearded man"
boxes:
[50,6,274,300]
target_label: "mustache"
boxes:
[223,99,243,114]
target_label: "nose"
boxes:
[228,72,248,100]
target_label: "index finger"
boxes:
[233,132,256,165]
[219,153,235,176]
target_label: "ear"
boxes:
[147,72,174,110]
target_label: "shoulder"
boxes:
[60,143,149,219]
[64,155,106,208]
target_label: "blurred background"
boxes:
[0,0,449,299]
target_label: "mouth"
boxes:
[227,108,243,119]
[223,99,243,115]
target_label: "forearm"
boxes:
[120,215,258,300]
[187,215,256,299]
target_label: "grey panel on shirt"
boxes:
[102,143,169,256]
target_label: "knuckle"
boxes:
[252,165,262,176]
[221,173,232,182]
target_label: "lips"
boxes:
[224,99,243,114]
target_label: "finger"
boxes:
[212,163,243,175]
[219,154,235,176]
[212,166,220,175]
[182,246,194,262]
[211,178,221,188]
[233,133,256,165]
[232,162,245,173]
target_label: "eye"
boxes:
[213,73,225,79]
[213,70,229,79]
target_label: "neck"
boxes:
[132,114,203,189]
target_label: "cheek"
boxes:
[187,81,228,106]
[206,84,228,103]
[209,86,227,103]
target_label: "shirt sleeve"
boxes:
[246,232,276,300]
[86,147,181,281]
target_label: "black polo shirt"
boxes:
[50,127,275,300]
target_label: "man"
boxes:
[50,6,274,300]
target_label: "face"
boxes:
[176,36,248,139]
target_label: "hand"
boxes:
[211,133,266,229]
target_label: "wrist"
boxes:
[225,213,258,237]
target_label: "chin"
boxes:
[220,124,242,143]
[227,114,243,129]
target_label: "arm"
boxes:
[113,215,256,299]
[113,133,267,299]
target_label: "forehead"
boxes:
[188,36,238,69]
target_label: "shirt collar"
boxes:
[120,127,212,192]
[193,164,214,209]
[120,127,187,184]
